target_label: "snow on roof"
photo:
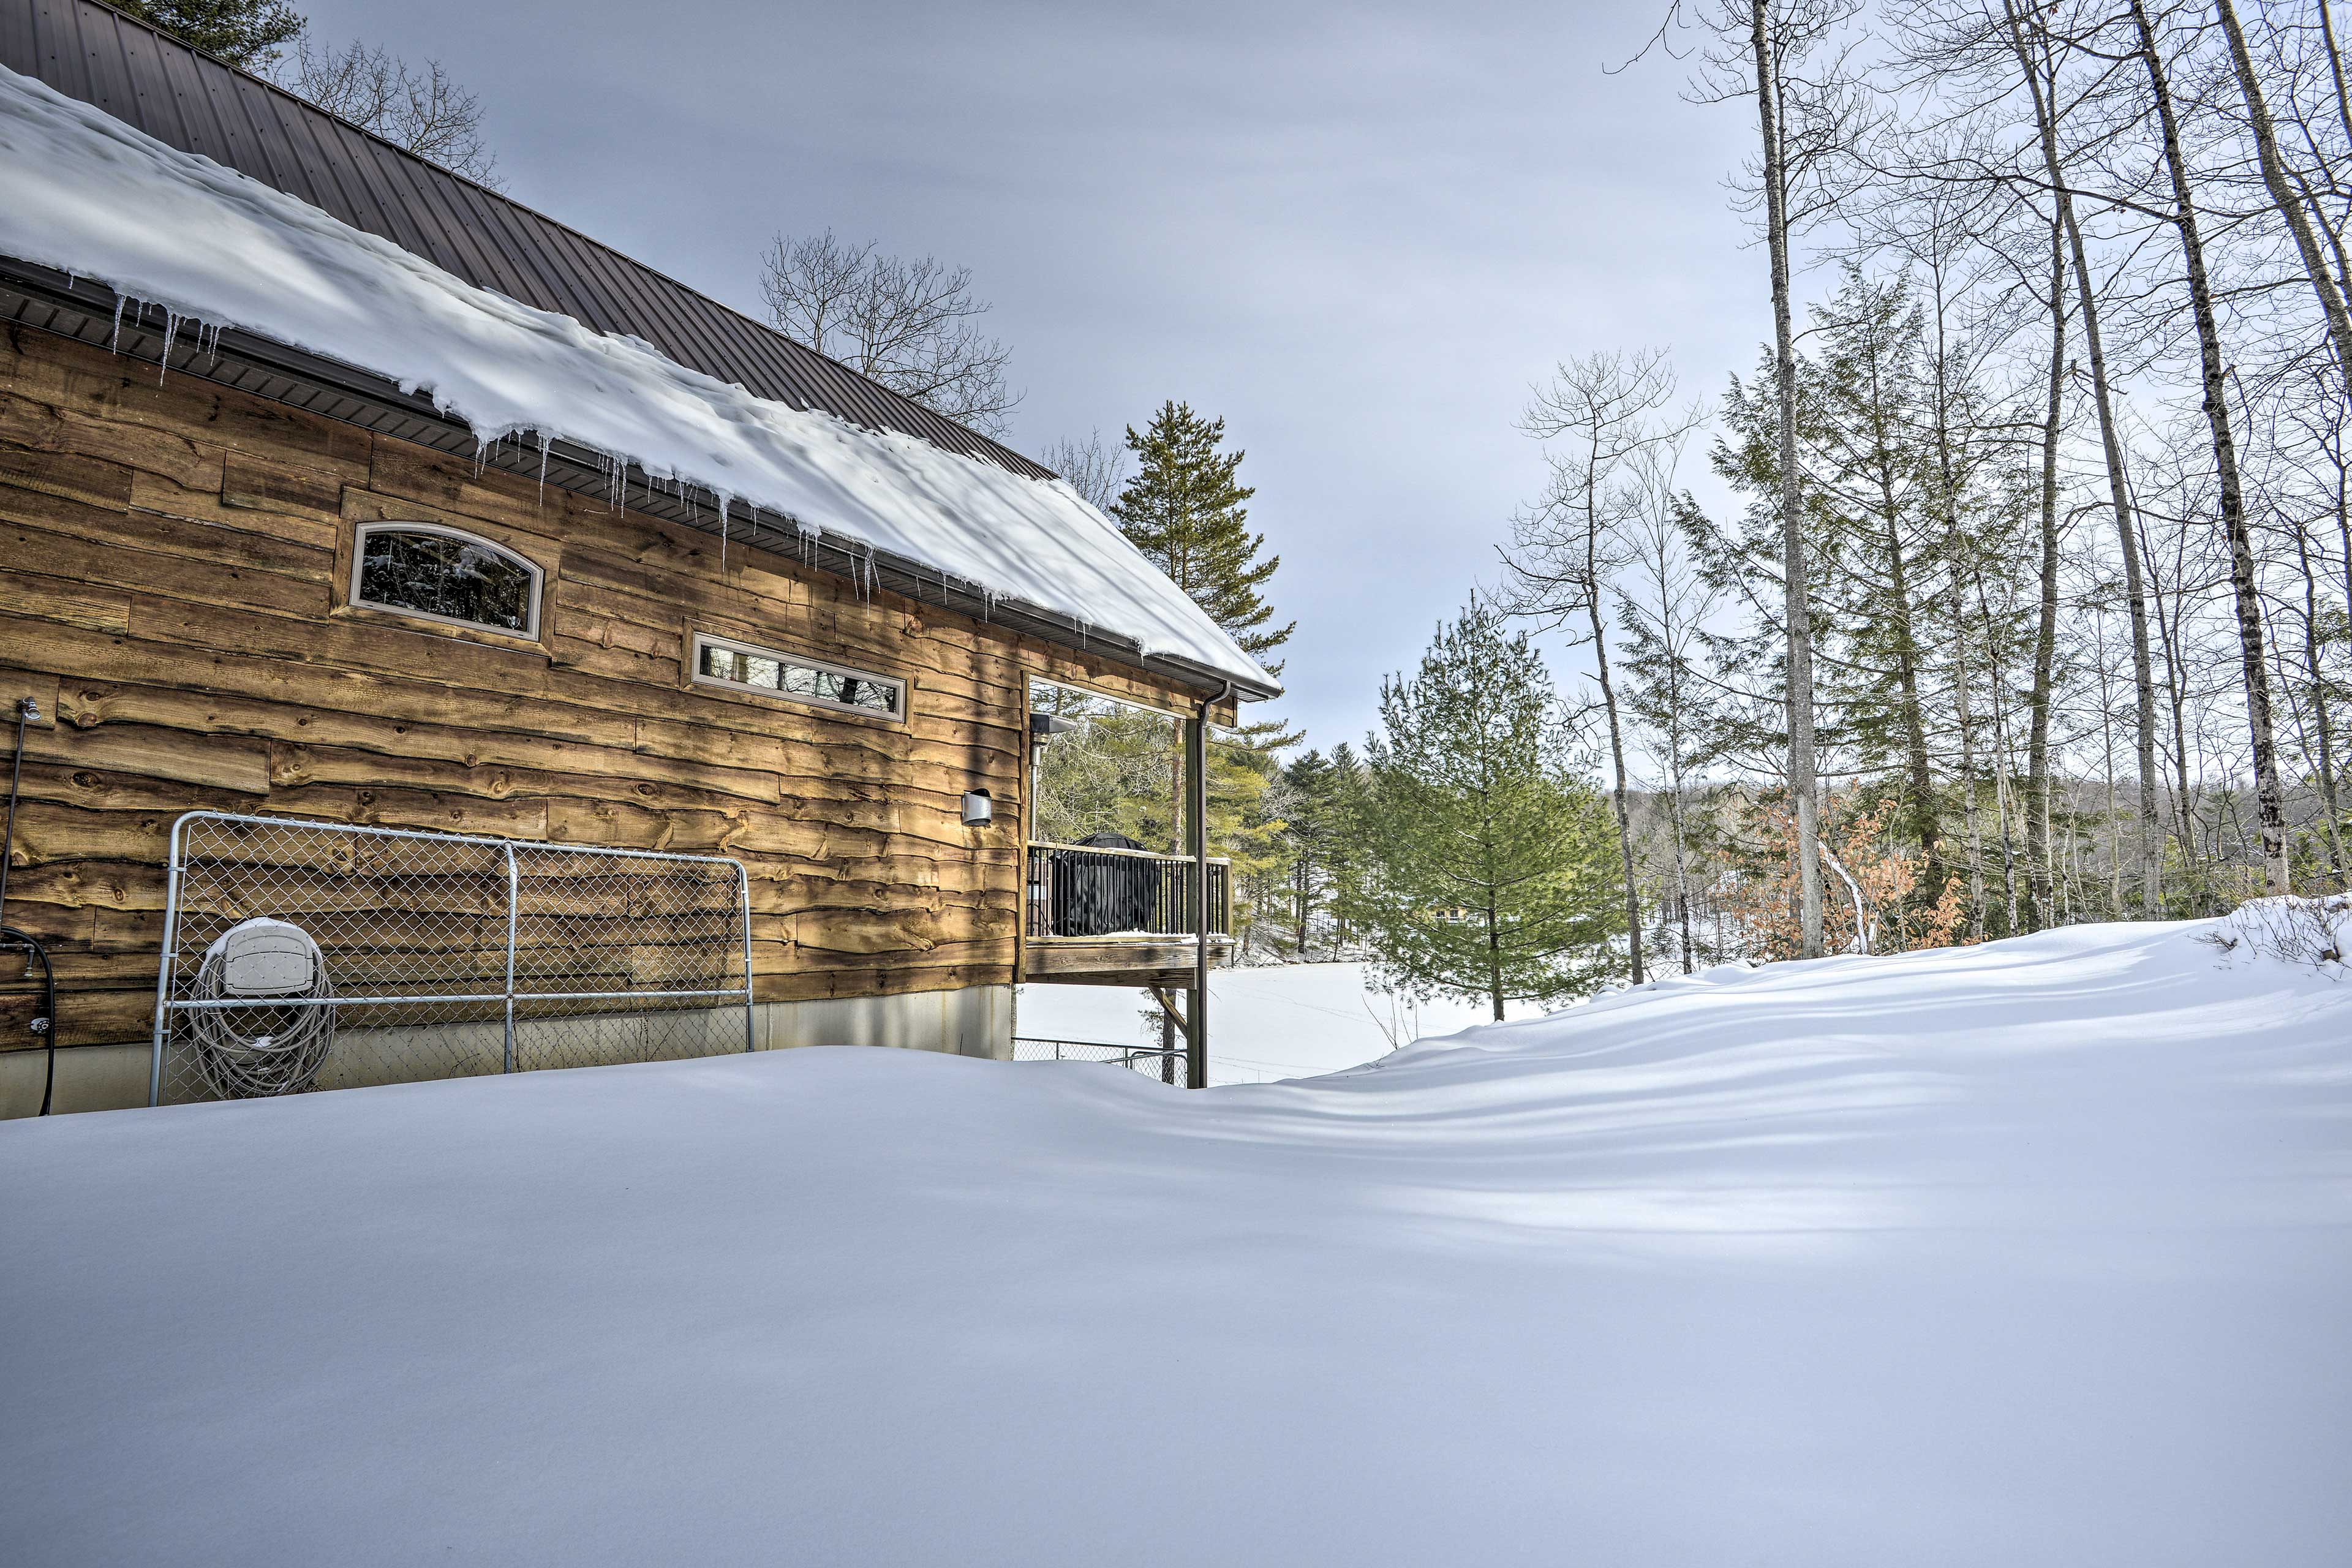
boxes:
[0,65,1275,692]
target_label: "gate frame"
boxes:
[149,811,756,1107]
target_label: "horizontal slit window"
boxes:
[352,523,541,637]
[692,632,905,719]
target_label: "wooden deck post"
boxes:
[1186,704,1208,1089]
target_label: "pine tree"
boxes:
[1695,271,2041,950]
[1276,749,1344,956]
[1322,742,1371,953]
[1028,687,1281,870]
[113,1,305,68]
[1795,267,1949,914]
[1219,739,1291,960]
[1115,402,1295,671]
[1028,693,1182,848]
[1341,599,1621,1018]
[1112,400,1298,905]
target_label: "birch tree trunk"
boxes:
[2005,0,2165,913]
[1588,598,1647,983]
[1751,0,1825,956]
[2129,0,2290,895]
[1951,582,1989,939]
[1861,350,1941,898]
[1973,561,2022,930]
[2215,0,2352,389]
[2291,512,2347,882]
[2026,206,2066,930]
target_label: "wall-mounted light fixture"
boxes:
[1028,711,1081,777]
[960,789,994,828]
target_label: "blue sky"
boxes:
[298,0,1766,747]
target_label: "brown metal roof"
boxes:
[0,0,1055,480]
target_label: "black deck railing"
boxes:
[1025,843,1231,940]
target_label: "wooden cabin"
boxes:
[0,1,1275,1115]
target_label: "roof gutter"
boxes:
[0,258,1283,706]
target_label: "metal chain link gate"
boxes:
[149,812,754,1106]
[1010,1036,1191,1087]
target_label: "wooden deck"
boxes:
[1020,933,1236,988]
[1021,840,1232,986]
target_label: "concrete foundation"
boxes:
[0,1041,151,1118]
[755,985,1010,1057]
[0,984,1014,1118]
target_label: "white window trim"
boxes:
[350,521,544,639]
[690,631,908,722]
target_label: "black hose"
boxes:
[2,927,57,1114]
[1,698,59,1114]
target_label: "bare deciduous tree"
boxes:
[1999,0,2169,915]
[2215,0,2352,392]
[2126,0,2291,894]
[1618,446,1725,973]
[1504,349,1702,984]
[1657,0,1871,957]
[759,231,1021,435]
[1042,429,1128,514]
[277,38,502,187]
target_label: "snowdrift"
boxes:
[1019,959,1536,1083]
[3,916,2347,1564]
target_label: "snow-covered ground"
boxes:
[4,914,2349,1565]
[1019,961,1541,1083]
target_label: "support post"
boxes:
[1186,703,1208,1089]
[738,861,756,1053]
[502,843,519,1074]
[148,812,194,1107]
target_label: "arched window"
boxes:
[351,523,542,637]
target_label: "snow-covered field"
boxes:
[4,914,2348,1565]
[1019,961,1539,1082]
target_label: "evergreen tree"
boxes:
[1220,740,1292,960]
[1028,687,1281,872]
[1322,741,1372,953]
[1341,598,1621,1018]
[1110,401,1298,913]
[1028,693,1181,848]
[1792,268,1950,912]
[1275,749,1345,956]
[1115,402,1295,671]
[1695,269,2040,949]
[113,1,305,67]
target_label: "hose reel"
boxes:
[188,917,336,1098]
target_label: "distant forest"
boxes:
[1113,3,2352,997]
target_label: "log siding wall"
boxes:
[0,323,1205,1053]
